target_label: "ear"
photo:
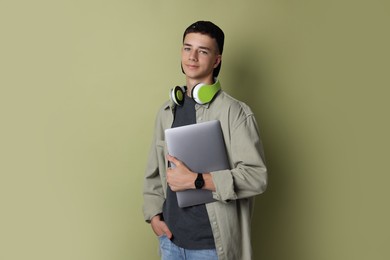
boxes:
[213,54,222,69]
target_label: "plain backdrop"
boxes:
[1,0,389,259]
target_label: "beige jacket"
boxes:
[143,90,268,260]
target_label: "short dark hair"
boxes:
[183,21,225,78]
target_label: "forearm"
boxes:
[166,154,217,192]
[166,169,216,192]
[143,156,165,222]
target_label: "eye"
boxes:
[183,47,191,51]
[199,50,208,55]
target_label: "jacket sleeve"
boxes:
[211,113,268,202]
[142,115,166,223]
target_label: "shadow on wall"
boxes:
[227,45,301,259]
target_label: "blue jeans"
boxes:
[159,235,218,260]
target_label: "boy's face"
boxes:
[181,33,221,84]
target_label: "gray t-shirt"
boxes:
[162,94,215,249]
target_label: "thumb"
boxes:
[166,154,180,166]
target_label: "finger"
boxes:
[152,218,169,237]
[162,224,173,239]
[165,230,173,239]
[166,154,174,162]
[151,222,162,236]
[168,183,176,192]
[166,154,180,166]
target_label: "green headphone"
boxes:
[170,79,221,106]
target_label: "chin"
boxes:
[184,72,200,79]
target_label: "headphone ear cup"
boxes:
[192,80,221,105]
[170,86,185,106]
[191,83,206,104]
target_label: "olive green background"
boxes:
[1,0,388,259]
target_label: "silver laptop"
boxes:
[165,120,230,208]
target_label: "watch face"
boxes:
[195,175,204,189]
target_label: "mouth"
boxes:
[185,64,199,70]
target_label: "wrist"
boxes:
[194,173,205,189]
[151,214,162,223]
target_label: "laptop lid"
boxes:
[165,120,230,207]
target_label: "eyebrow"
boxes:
[183,43,212,51]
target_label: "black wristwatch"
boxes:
[194,173,205,189]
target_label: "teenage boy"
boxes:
[143,21,267,260]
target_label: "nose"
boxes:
[189,50,198,61]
